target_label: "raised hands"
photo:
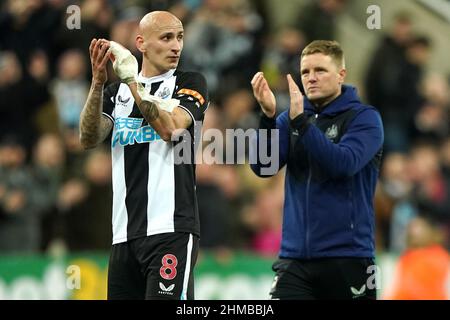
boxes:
[251,72,304,119]
[286,74,304,120]
[251,72,276,118]
[89,38,110,85]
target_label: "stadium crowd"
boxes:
[0,0,449,275]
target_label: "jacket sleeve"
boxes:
[250,111,290,177]
[293,108,384,178]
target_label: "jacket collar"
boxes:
[303,85,361,117]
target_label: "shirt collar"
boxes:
[136,69,176,84]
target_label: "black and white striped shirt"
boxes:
[102,69,208,244]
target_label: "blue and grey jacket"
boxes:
[251,85,384,259]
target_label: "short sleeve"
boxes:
[102,82,120,124]
[173,72,209,124]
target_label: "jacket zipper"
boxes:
[305,113,319,258]
[305,156,312,259]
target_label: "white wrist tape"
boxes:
[109,41,138,84]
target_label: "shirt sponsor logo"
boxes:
[158,282,175,296]
[112,117,161,147]
[117,95,131,106]
[350,284,366,298]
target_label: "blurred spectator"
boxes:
[63,127,93,186]
[388,143,450,253]
[53,0,113,78]
[0,51,24,142]
[241,177,283,257]
[196,163,237,251]
[51,49,89,132]
[0,51,50,154]
[375,152,413,251]
[110,17,141,53]
[384,216,449,300]
[365,13,434,153]
[398,35,432,135]
[181,0,264,97]
[196,107,240,251]
[0,136,42,253]
[382,143,450,253]
[442,137,450,186]
[441,138,450,242]
[393,33,432,151]
[129,0,203,24]
[0,0,63,72]
[221,88,259,164]
[28,49,50,84]
[222,88,257,129]
[411,73,450,144]
[294,0,347,43]
[60,147,112,251]
[32,133,66,251]
[260,27,305,114]
[409,144,450,224]
[365,11,413,112]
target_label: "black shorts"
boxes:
[107,232,199,300]
[270,257,378,300]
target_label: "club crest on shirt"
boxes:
[157,87,171,99]
[325,124,339,140]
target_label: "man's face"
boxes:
[300,53,345,106]
[139,21,184,73]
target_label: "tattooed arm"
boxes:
[127,82,192,141]
[80,38,113,149]
[79,83,113,149]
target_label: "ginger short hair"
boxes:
[301,40,345,69]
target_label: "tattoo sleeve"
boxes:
[139,100,160,122]
[80,83,112,148]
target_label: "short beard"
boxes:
[308,92,340,110]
